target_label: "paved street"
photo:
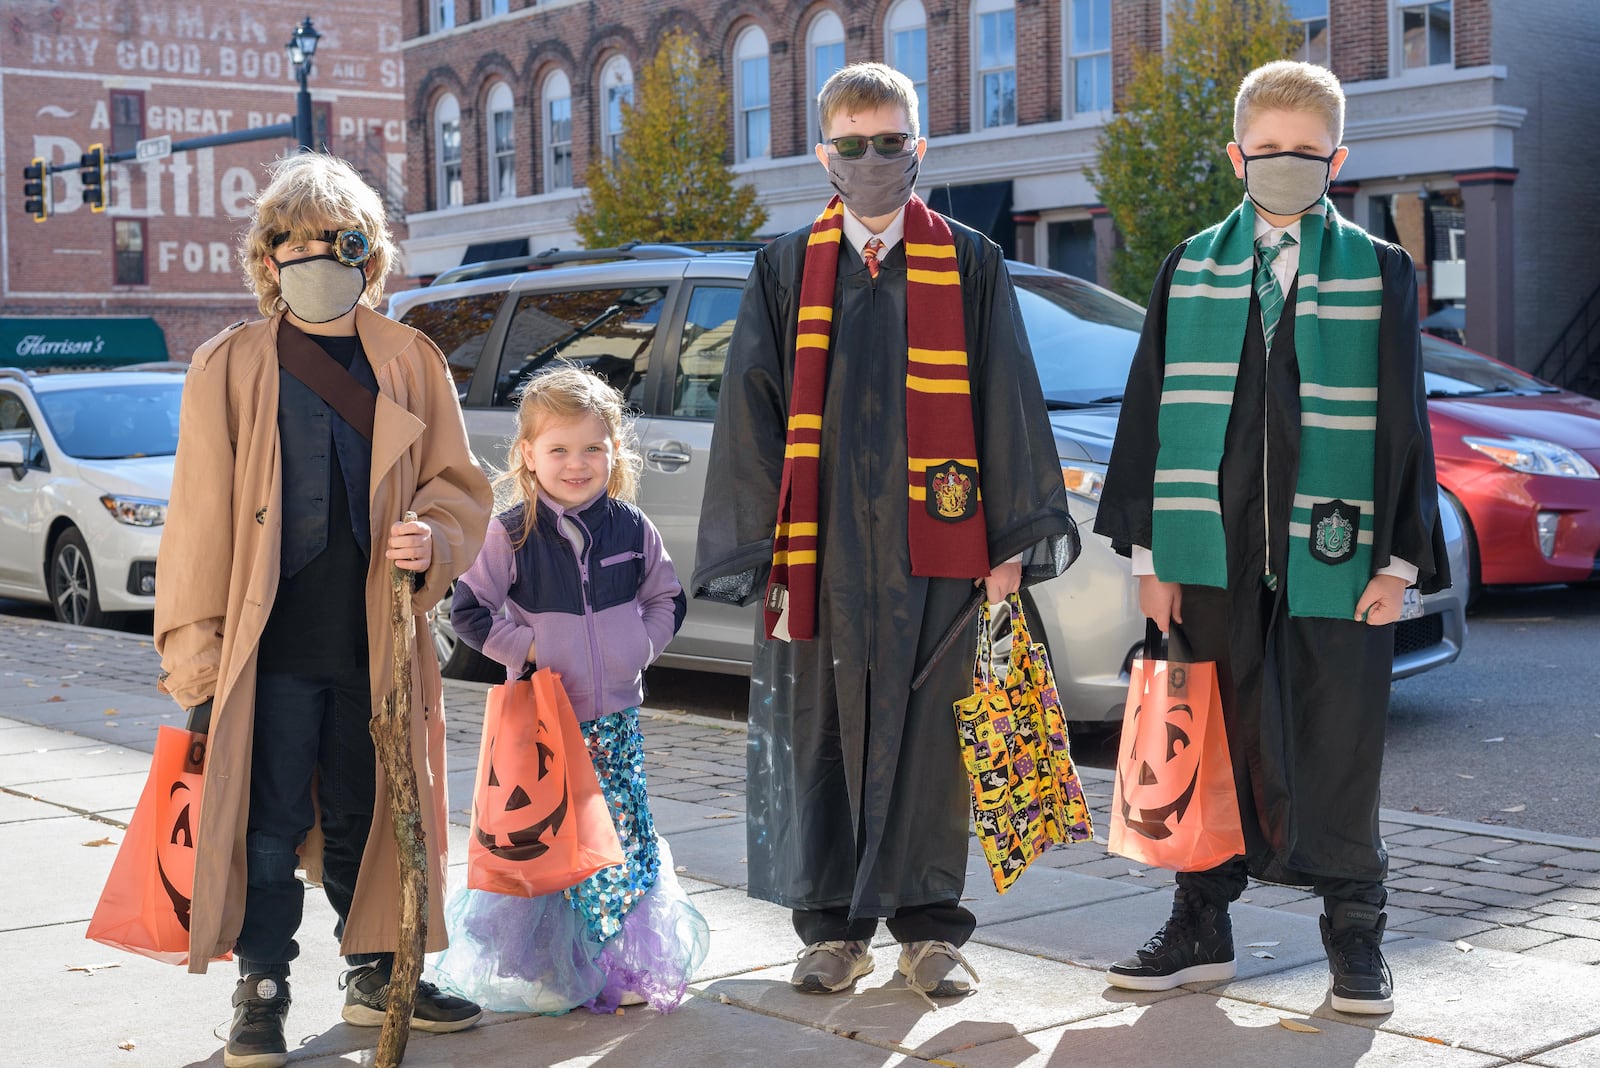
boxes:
[3,614,1600,1067]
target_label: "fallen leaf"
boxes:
[1453,940,1474,953]
[1252,951,1276,959]
[1127,868,1146,878]
[104,709,119,716]
[1279,1018,1321,1033]
[118,1041,136,1051]
[65,962,121,974]
[1246,940,1281,948]
[1500,804,1526,813]
[674,865,687,873]
[1420,1036,1447,1045]
[1482,736,1505,743]
[46,695,63,703]
[82,837,115,847]
[702,812,738,820]
[1456,773,1475,779]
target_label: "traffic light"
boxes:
[79,143,105,212]
[23,157,48,221]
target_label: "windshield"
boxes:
[1013,273,1145,406]
[1422,337,1555,397]
[37,382,181,459]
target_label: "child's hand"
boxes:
[526,638,537,666]
[981,561,1023,603]
[386,519,432,572]
[1355,574,1409,625]
[1139,575,1183,632]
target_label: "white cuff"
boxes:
[1377,556,1419,586]
[1131,545,1155,577]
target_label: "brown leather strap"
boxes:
[275,319,377,440]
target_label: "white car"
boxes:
[0,367,179,626]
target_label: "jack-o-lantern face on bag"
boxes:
[474,726,569,861]
[1116,699,1200,842]
[155,738,206,931]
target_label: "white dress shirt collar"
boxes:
[840,204,906,259]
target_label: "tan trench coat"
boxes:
[154,306,493,974]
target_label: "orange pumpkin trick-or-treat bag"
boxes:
[88,723,230,965]
[1108,621,1245,872]
[467,668,624,898]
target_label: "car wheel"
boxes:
[429,581,504,683]
[49,527,107,629]
[1442,491,1481,610]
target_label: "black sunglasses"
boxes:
[270,227,373,267]
[827,132,914,160]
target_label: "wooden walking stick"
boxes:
[371,510,427,1066]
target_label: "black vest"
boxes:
[276,346,377,576]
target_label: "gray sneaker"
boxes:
[790,939,875,993]
[897,940,980,1005]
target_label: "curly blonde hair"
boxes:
[240,153,395,318]
[498,365,643,547]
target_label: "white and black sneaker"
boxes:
[1321,902,1394,1015]
[225,973,290,1068]
[1106,888,1236,991]
[340,961,483,1033]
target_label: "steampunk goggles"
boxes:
[270,227,373,267]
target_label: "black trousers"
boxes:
[235,670,389,977]
[1177,860,1387,912]
[793,900,977,947]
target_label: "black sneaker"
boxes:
[340,962,483,1034]
[1321,902,1394,1015]
[1106,888,1236,991]
[225,973,290,1068]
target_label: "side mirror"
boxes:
[0,438,24,478]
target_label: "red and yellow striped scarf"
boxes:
[766,194,990,640]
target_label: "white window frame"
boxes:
[973,0,1017,130]
[542,70,573,193]
[805,11,846,144]
[482,0,508,17]
[433,93,462,209]
[886,0,929,137]
[1065,0,1111,116]
[485,81,515,201]
[734,27,771,162]
[430,0,455,34]
[1288,0,1330,66]
[1395,0,1453,72]
[599,55,634,160]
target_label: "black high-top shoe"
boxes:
[1106,887,1236,991]
[1321,901,1394,1014]
[225,973,290,1068]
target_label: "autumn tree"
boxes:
[574,31,768,247]
[1089,0,1300,302]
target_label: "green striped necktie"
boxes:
[1255,231,1297,349]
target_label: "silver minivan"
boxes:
[389,248,1467,723]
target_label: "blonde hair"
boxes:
[240,153,395,318]
[1233,60,1345,145]
[498,365,642,546]
[816,62,921,141]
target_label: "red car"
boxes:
[1425,336,1600,602]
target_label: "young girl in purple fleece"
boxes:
[429,366,708,1015]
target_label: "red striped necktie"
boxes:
[863,237,885,279]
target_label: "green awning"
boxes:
[0,316,169,369]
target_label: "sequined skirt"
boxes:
[430,708,710,1014]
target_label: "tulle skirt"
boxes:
[429,708,710,1015]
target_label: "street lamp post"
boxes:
[286,16,323,152]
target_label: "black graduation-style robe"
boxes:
[1096,235,1451,886]
[692,217,1078,915]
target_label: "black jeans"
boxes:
[1177,859,1387,913]
[793,901,977,947]
[235,670,389,977]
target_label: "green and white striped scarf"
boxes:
[1152,197,1383,619]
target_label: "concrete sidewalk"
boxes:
[2,614,1598,1067]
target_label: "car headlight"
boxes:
[1062,461,1107,502]
[100,494,168,526]
[1463,436,1599,479]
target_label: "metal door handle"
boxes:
[646,448,691,467]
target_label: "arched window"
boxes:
[886,0,929,137]
[600,55,634,160]
[484,82,515,201]
[542,70,573,192]
[805,11,846,144]
[434,93,463,209]
[733,27,770,161]
[973,0,1017,129]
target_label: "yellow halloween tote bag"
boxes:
[467,668,624,897]
[953,594,1094,893]
[1108,621,1244,872]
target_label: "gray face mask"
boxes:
[1241,149,1334,216]
[276,254,366,324]
[827,149,920,219]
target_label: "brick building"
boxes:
[401,0,1599,372]
[1,0,407,362]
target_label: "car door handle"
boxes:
[646,447,692,469]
